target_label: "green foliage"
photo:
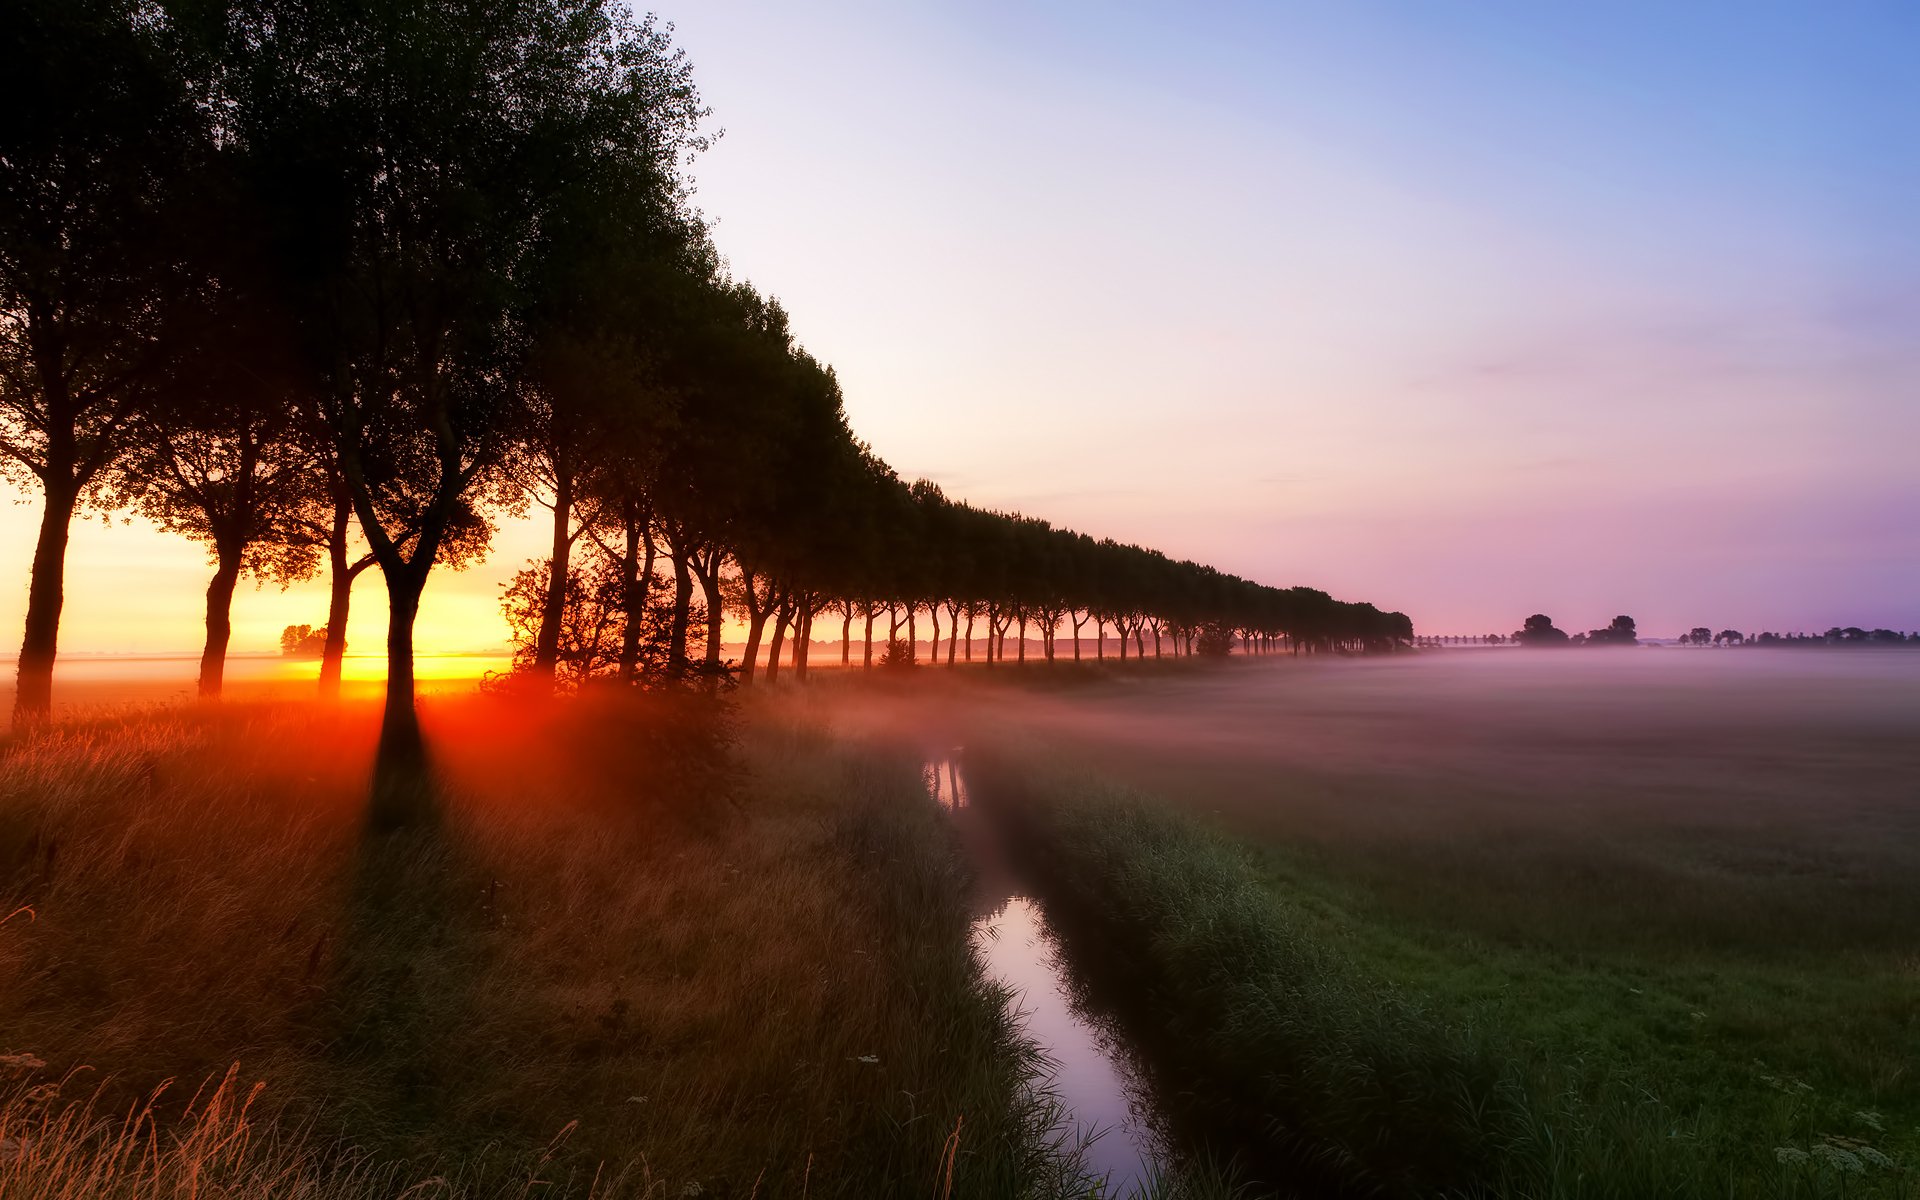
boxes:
[964,746,1920,1199]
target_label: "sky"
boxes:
[4,0,1917,658]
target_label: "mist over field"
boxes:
[961,649,1920,828]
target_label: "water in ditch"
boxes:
[925,755,1162,1194]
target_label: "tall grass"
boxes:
[0,695,1086,1196]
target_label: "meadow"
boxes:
[1,649,1914,1198]
[941,650,1920,1196]
[0,689,1100,1198]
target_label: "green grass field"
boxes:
[940,650,1920,1196]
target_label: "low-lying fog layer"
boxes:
[999,649,1919,826]
[847,648,1920,958]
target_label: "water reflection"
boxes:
[929,755,1160,1196]
[972,896,1159,1193]
[924,755,968,809]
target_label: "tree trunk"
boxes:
[197,544,244,699]
[616,509,649,685]
[667,555,693,677]
[964,608,975,662]
[739,586,773,685]
[766,604,790,683]
[319,495,357,699]
[533,470,573,680]
[13,482,78,729]
[907,607,918,663]
[371,568,430,829]
[699,555,725,671]
[841,608,852,665]
[1017,614,1027,662]
[795,605,812,681]
[863,606,874,669]
[319,559,353,699]
[1096,619,1105,659]
[926,605,939,665]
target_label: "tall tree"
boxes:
[0,0,203,727]
[120,396,319,697]
[212,0,706,816]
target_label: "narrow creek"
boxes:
[925,754,1164,1195]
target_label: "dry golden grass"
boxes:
[0,692,1072,1197]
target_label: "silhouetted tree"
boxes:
[119,394,319,697]
[280,624,326,657]
[1196,622,1236,657]
[1513,614,1571,647]
[1587,615,1638,646]
[1,0,208,726]
[207,0,708,818]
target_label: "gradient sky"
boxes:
[5,0,1917,657]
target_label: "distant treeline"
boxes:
[1416,620,1918,648]
[1676,627,1917,647]
[1,0,1409,756]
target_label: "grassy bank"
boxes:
[0,694,1082,1197]
[966,746,1917,1199]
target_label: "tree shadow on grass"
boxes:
[319,736,496,1159]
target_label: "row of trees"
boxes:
[1445,622,1916,649]
[1,0,1407,810]
[508,478,1413,689]
[1677,628,1744,646]
[1722,628,1917,646]
[1510,614,1638,647]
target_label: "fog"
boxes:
[832,648,1920,957]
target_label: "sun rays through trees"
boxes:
[1,0,1407,806]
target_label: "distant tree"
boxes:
[1714,629,1743,646]
[1588,615,1638,646]
[280,624,327,657]
[1686,626,1711,646]
[1513,614,1570,647]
